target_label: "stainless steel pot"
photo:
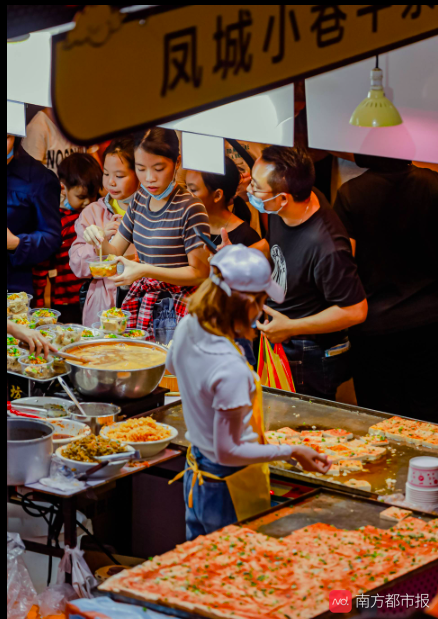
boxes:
[62,339,167,400]
[70,402,122,435]
[7,419,54,485]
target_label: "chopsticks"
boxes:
[77,461,109,481]
[7,402,44,419]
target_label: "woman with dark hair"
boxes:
[70,136,139,325]
[7,134,62,295]
[83,128,210,339]
[186,157,260,248]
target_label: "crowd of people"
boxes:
[7,119,438,421]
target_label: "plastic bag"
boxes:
[37,583,76,616]
[57,546,97,599]
[257,333,295,392]
[7,532,37,619]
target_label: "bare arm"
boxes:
[110,247,210,288]
[258,300,368,344]
[99,231,130,257]
[214,408,331,472]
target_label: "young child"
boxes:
[33,153,103,324]
[69,137,139,326]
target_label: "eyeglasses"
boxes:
[248,179,275,194]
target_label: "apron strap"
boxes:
[168,446,224,508]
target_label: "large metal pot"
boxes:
[62,339,167,400]
[7,419,54,485]
[70,402,122,435]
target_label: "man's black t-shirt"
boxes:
[267,188,366,340]
[334,165,438,336]
[212,221,260,247]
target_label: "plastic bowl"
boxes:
[29,308,61,327]
[97,309,130,335]
[80,326,102,340]
[19,354,54,380]
[100,422,178,458]
[7,292,33,315]
[47,418,91,447]
[7,346,28,372]
[87,256,118,278]
[35,326,55,343]
[7,335,19,347]
[121,329,147,341]
[8,315,37,329]
[55,443,135,478]
[50,325,83,348]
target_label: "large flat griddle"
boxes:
[244,487,435,536]
[145,389,438,501]
[101,488,438,619]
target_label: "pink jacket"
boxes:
[69,196,136,326]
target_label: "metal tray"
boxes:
[7,367,71,384]
[144,390,438,499]
[101,488,438,619]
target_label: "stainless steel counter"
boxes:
[140,388,438,500]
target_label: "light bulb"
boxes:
[349,67,402,127]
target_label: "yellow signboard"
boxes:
[52,5,438,144]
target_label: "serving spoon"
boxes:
[57,376,88,418]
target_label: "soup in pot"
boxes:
[68,342,166,370]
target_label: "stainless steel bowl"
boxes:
[70,402,122,435]
[61,339,167,400]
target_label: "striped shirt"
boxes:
[33,209,87,306]
[118,185,210,267]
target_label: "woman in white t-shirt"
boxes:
[166,244,331,540]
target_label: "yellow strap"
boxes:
[201,322,265,444]
[168,446,224,508]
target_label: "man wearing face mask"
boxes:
[222,146,368,401]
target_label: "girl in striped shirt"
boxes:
[83,128,210,338]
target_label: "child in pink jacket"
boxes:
[69,138,139,326]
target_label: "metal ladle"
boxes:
[57,376,87,418]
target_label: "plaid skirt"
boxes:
[121,278,196,341]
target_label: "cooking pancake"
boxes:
[69,343,166,371]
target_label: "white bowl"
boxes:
[47,418,91,447]
[55,444,135,479]
[100,421,178,458]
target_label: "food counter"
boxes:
[144,387,438,499]
[100,488,438,619]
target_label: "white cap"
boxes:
[210,244,284,304]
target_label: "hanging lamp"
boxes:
[349,56,403,127]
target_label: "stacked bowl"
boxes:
[406,456,438,510]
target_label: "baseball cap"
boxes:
[209,244,284,304]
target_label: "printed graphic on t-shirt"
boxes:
[271,244,287,294]
[46,147,84,172]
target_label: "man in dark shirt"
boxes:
[334,155,438,420]
[223,146,368,401]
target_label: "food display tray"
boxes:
[101,488,438,619]
[7,367,71,384]
[145,389,438,500]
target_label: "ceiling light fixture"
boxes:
[349,55,403,127]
